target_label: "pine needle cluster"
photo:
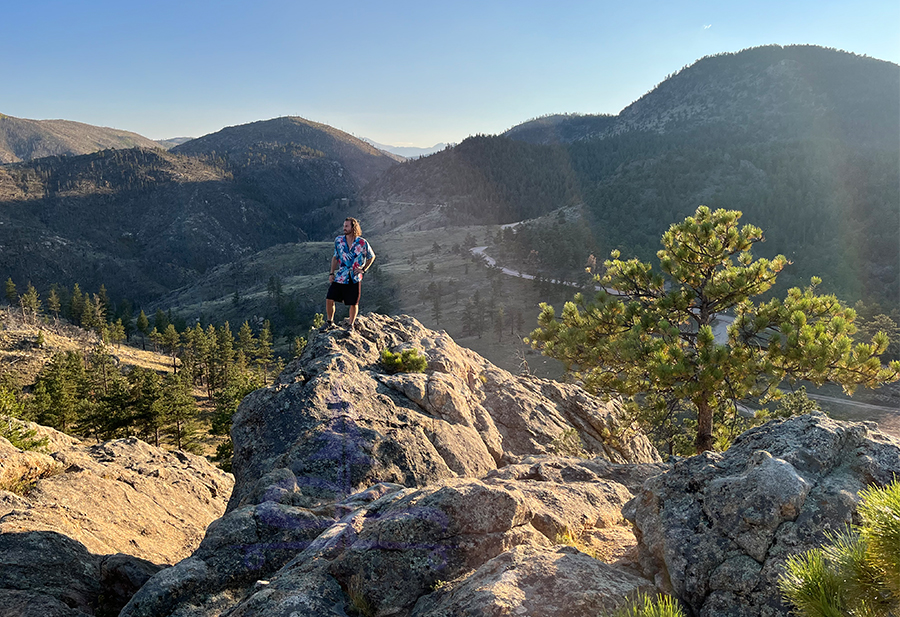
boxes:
[779,480,900,617]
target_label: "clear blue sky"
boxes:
[2,0,897,147]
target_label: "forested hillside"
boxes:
[502,113,617,145]
[173,116,400,189]
[0,114,159,163]
[368,45,900,304]
[365,136,580,224]
[0,117,398,301]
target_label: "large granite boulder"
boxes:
[229,313,659,510]
[125,474,652,617]
[0,419,233,616]
[625,412,900,617]
[121,314,662,617]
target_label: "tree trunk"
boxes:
[695,397,715,453]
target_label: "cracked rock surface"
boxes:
[0,420,233,616]
[228,313,660,511]
[624,411,900,617]
[122,314,660,617]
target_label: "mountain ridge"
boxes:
[0,114,160,163]
[503,45,899,148]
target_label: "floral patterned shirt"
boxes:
[333,235,375,283]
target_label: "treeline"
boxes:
[0,276,320,468]
[7,147,220,197]
[491,215,602,280]
[1,323,268,459]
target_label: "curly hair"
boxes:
[345,217,362,236]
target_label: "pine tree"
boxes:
[530,206,900,453]
[237,321,256,357]
[81,296,99,331]
[96,285,110,321]
[154,309,169,333]
[162,372,200,452]
[47,287,61,323]
[69,283,84,325]
[20,283,41,324]
[4,277,17,306]
[162,324,180,373]
[136,310,150,350]
[148,327,162,353]
[256,320,273,383]
[213,322,235,389]
[128,368,165,447]
[109,319,126,348]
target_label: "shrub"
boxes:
[548,428,588,458]
[380,348,428,374]
[609,593,685,617]
[779,479,900,617]
[0,419,49,452]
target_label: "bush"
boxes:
[548,428,588,458]
[0,418,49,452]
[380,348,428,374]
[779,480,900,617]
[610,593,685,617]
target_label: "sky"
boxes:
[2,0,898,147]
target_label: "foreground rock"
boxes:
[123,314,661,616]
[0,419,233,616]
[229,313,659,510]
[626,412,900,617]
[126,474,654,617]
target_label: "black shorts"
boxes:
[326,281,361,306]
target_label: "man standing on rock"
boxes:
[322,217,375,331]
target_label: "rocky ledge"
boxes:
[0,420,233,616]
[122,314,663,616]
[45,313,897,617]
[626,411,900,617]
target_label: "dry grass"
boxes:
[554,522,637,564]
[0,309,175,387]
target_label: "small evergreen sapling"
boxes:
[380,348,428,374]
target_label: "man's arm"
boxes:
[329,256,338,282]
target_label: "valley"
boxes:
[1,43,898,450]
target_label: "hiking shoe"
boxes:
[319,321,336,333]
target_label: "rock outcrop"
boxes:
[625,412,900,617]
[125,473,655,617]
[0,419,233,616]
[229,313,659,510]
[122,314,661,616]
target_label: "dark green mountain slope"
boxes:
[368,45,900,304]
[503,45,898,149]
[365,135,580,224]
[502,114,616,145]
[0,114,160,163]
[173,116,400,189]
[0,147,350,300]
[611,45,898,149]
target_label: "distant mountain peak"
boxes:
[361,138,447,159]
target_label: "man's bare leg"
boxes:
[325,299,336,323]
[348,304,359,326]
